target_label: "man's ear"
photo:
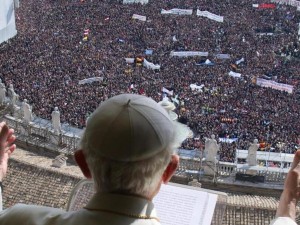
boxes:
[74,150,92,179]
[162,154,179,184]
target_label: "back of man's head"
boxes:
[80,94,177,198]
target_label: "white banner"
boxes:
[143,59,160,70]
[161,8,193,15]
[256,78,294,93]
[170,51,209,57]
[271,0,300,7]
[229,71,242,78]
[257,32,274,36]
[190,84,204,92]
[79,77,103,85]
[123,0,148,4]
[196,10,224,22]
[215,54,230,59]
[132,14,147,22]
[219,138,238,143]
[125,58,135,63]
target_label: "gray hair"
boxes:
[81,136,175,197]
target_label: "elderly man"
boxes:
[0,94,180,225]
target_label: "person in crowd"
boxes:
[0,94,180,225]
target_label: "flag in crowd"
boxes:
[82,28,90,41]
[195,59,215,66]
[145,49,153,55]
[171,95,180,106]
[118,38,125,43]
[230,63,238,71]
[235,57,245,65]
[129,83,134,89]
[162,87,174,96]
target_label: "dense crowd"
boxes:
[1,0,300,162]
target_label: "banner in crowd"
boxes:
[219,137,238,143]
[79,77,103,85]
[253,3,276,8]
[271,0,300,7]
[125,58,135,63]
[132,14,147,21]
[215,54,230,59]
[170,51,209,57]
[256,78,294,93]
[123,0,148,5]
[161,9,193,15]
[143,59,160,70]
[196,10,224,22]
[257,32,274,36]
[229,71,242,78]
[0,0,17,44]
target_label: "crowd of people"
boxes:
[1,0,300,162]
[276,40,300,59]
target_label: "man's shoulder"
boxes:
[6,203,65,213]
[0,204,66,225]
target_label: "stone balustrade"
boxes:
[217,162,236,176]
[3,115,81,154]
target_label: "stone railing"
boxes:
[217,162,236,176]
[217,161,287,183]
[3,115,81,154]
[236,168,287,183]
